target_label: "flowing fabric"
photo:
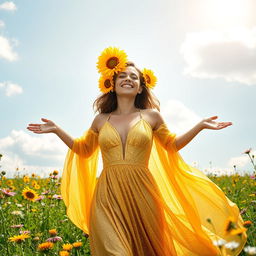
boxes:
[61,114,247,256]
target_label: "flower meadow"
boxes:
[0,151,255,256]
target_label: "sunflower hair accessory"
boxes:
[96,46,157,93]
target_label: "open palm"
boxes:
[27,118,57,134]
[201,116,232,130]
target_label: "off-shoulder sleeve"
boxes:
[61,128,99,235]
[148,122,247,255]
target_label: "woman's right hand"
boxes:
[27,118,58,134]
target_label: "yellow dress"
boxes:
[61,110,247,256]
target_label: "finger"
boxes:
[41,118,49,122]
[210,116,218,120]
[28,124,40,126]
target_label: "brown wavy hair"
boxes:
[93,62,160,114]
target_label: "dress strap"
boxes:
[107,112,112,121]
[139,109,142,120]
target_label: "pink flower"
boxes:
[46,236,63,243]
[10,224,24,228]
[52,194,62,200]
[243,148,252,154]
[250,175,256,180]
[19,230,30,234]
[1,188,16,197]
[35,195,45,201]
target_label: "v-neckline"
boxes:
[106,119,143,160]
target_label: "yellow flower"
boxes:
[22,187,39,202]
[7,180,13,186]
[53,170,59,175]
[72,241,82,248]
[141,68,157,89]
[49,229,58,236]
[23,175,30,183]
[8,234,30,243]
[243,220,252,228]
[37,242,54,251]
[31,173,36,178]
[62,243,73,251]
[97,47,128,77]
[98,75,114,94]
[34,184,40,190]
[230,227,247,236]
[32,180,37,187]
[224,216,237,234]
[59,251,70,256]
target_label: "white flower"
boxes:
[244,246,256,255]
[213,239,227,247]
[224,241,240,250]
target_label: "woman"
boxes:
[27,47,247,256]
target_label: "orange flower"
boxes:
[72,241,82,248]
[37,242,54,251]
[243,220,252,228]
[62,243,73,251]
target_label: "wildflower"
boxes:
[52,194,62,200]
[62,243,73,251]
[10,224,24,228]
[8,234,30,243]
[19,230,30,235]
[23,175,30,183]
[72,241,82,248]
[244,148,252,154]
[33,236,40,241]
[0,188,16,197]
[1,171,6,176]
[224,216,237,234]
[16,203,23,207]
[22,187,39,202]
[34,184,40,189]
[53,170,59,175]
[49,229,57,236]
[250,175,256,180]
[244,246,256,255]
[11,210,24,217]
[213,239,227,247]
[46,236,63,243]
[230,227,247,236]
[243,220,252,228]
[224,241,240,251]
[35,195,44,201]
[37,242,54,251]
[59,251,70,256]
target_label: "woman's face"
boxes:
[114,66,143,96]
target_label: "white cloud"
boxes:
[0,130,68,178]
[0,20,5,28]
[180,27,256,85]
[0,81,23,96]
[161,99,202,134]
[0,36,18,61]
[228,150,255,168]
[0,1,17,11]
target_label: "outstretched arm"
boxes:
[27,118,75,150]
[175,116,232,151]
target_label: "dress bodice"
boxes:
[98,118,153,168]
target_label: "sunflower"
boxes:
[8,234,30,243]
[98,75,114,94]
[22,187,39,202]
[97,47,128,77]
[142,68,157,89]
[37,242,54,251]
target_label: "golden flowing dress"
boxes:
[61,109,247,256]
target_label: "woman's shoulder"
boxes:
[90,113,110,133]
[141,109,165,130]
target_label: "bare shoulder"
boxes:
[90,113,109,133]
[141,109,165,130]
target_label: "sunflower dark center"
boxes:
[145,74,151,84]
[104,79,112,88]
[26,191,35,199]
[106,57,119,69]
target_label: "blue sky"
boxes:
[1,0,255,178]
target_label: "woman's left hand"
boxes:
[199,116,233,130]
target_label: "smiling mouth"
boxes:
[121,83,133,88]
